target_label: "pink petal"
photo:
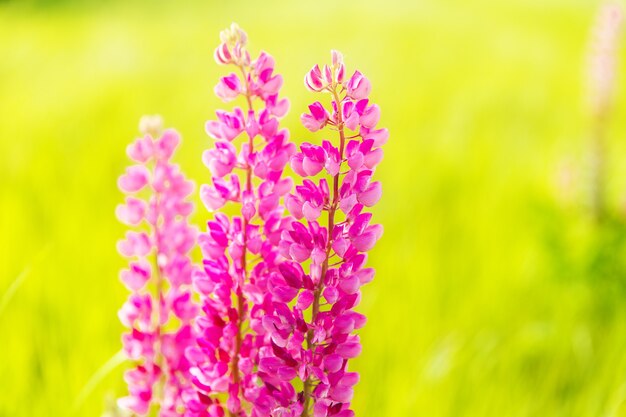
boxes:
[359,104,380,129]
[154,129,180,160]
[357,181,382,207]
[351,225,382,252]
[120,260,151,291]
[297,290,314,310]
[302,201,322,221]
[117,232,151,257]
[339,274,360,294]
[303,158,324,176]
[116,197,146,226]
[200,184,226,211]
[126,137,153,163]
[336,342,362,359]
[118,165,149,193]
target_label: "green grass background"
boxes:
[4,0,626,415]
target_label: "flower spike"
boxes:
[117,116,199,416]
[264,51,388,417]
[187,25,295,417]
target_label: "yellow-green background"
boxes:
[4,0,626,415]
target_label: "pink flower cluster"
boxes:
[115,25,386,417]
[185,23,296,417]
[258,50,387,417]
[116,116,199,416]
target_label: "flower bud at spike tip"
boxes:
[138,114,163,137]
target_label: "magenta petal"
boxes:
[357,181,382,207]
[360,104,381,129]
[116,197,146,225]
[339,274,360,294]
[200,184,226,211]
[290,244,311,262]
[347,153,364,171]
[355,268,376,285]
[272,285,299,303]
[297,290,314,310]
[324,354,343,373]
[323,286,339,303]
[351,228,381,252]
[302,201,322,221]
[120,260,151,291]
[291,154,308,177]
[364,148,384,168]
[336,342,362,359]
[301,113,323,132]
[364,127,389,147]
[329,385,354,403]
[303,158,324,176]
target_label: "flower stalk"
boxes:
[186,24,295,417]
[116,116,199,416]
[586,2,623,221]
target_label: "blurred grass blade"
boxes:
[0,244,50,319]
[72,350,126,413]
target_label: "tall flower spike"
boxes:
[187,25,295,417]
[587,2,623,117]
[117,116,199,416]
[585,2,624,220]
[261,51,388,417]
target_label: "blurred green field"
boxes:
[4,0,626,416]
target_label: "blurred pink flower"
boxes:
[587,2,624,115]
[116,117,199,416]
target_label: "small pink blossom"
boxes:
[205,109,246,141]
[202,141,238,178]
[305,64,324,92]
[345,70,372,100]
[215,73,242,102]
[118,165,150,193]
[300,102,330,132]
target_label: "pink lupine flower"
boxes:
[344,71,372,101]
[215,74,243,102]
[203,141,238,178]
[117,115,199,416]
[300,102,330,132]
[585,2,624,220]
[263,51,387,417]
[187,25,295,417]
[206,109,246,141]
[587,2,623,116]
[305,64,325,92]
